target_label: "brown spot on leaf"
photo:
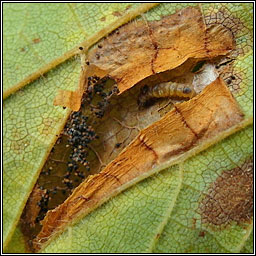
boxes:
[199,231,205,237]
[32,38,41,44]
[10,128,30,154]
[112,11,122,17]
[199,157,253,228]
[155,233,161,239]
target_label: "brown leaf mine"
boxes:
[21,185,47,229]
[31,5,246,252]
[54,6,234,111]
[87,7,234,95]
[34,77,244,251]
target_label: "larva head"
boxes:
[137,85,150,108]
[174,84,196,99]
[182,87,196,98]
[141,85,149,95]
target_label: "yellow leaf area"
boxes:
[4,3,253,254]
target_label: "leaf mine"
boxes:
[87,7,234,96]
[55,6,234,111]
[33,76,244,251]
[4,3,253,254]
[18,5,251,253]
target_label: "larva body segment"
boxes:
[138,81,196,107]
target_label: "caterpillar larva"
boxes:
[138,81,196,107]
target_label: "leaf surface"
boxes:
[3,57,80,249]
[3,3,253,253]
[42,125,253,253]
[3,3,153,99]
[3,2,150,249]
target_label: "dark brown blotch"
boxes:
[32,38,41,44]
[112,11,122,17]
[199,157,253,228]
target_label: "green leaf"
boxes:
[3,3,253,253]
[3,57,80,249]
[43,165,183,253]
[154,125,253,253]
[4,225,26,253]
[240,228,254,254]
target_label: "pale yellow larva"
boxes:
[138,81,196,107]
